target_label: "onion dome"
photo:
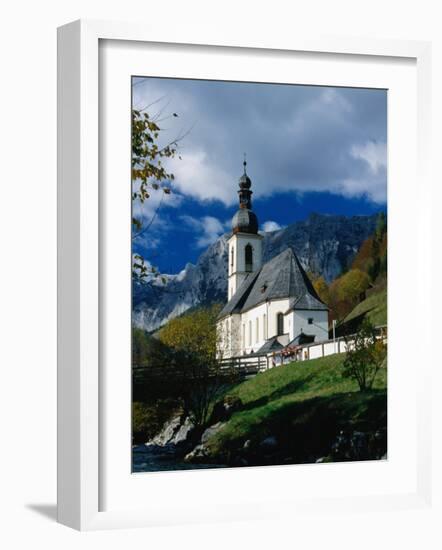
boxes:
[239,170,252,189]
[231,156,259,234]
[231,208,259,234]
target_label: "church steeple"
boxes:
[227,157,263,300]
[231,156,259,234]
[238,156,253,209]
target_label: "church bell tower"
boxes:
[227,158,263,301]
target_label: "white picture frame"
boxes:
[57,19,433,531]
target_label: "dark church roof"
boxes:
[288,333,316,346]
[252,336,284,355]
[218,248,328,320]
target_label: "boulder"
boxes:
[185,422,226,463]
[201,422,225,444]
[184,444,209,462]
[145,415,182,447]
[171,416,195,446]
[330,429,386,461]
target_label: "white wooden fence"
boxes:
[220,325,387,374]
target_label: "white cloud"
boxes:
[261,220,283,232]
[339,177,387,204]
[338,140,387,203]
[132,78,387,207]
[180,214,226,248]
[132,187,184,238]
[320,88,353,113]
[351,141,387,175]
[167,150,235,205]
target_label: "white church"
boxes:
[217,161,329,359]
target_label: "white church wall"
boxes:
[267,299,291,338]
[240,298,291,354]
[229,314,242,356]
[231,233,263,274]
[227,232,263,298]
[240,302,268,355]
[216,314,242,358]
[292,309,329,343]
[218,304,329,359]
[216,318,228,359]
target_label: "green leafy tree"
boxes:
[131,95,187,282]
[158,305,221,363]
[351,213,387,284]
[351,236,375,274]
[375,211,387,241]
[158,304,235,428]
[328,268,370,322]
[342,318,387,391]
[131,108,177,205]
[367,256,381,282]
[132,328,173,368]
[336,269,370,302]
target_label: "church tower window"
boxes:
[245,244,253,272]
[230,246,234,269]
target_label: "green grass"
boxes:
[205,354,387,460]
[344,285,387,327]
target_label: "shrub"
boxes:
[342,318,387,391]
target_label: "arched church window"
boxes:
[230,246,234,268]
[277,312,284,336]
[245,244,253,272]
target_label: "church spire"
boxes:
[238,154,253,210]
[231,156,259,234]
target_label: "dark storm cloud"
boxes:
[133,77,387,205]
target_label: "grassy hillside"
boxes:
[204,354,387,463]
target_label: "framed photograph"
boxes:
[57,20,432,530]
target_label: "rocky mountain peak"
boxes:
[133,213,379,332]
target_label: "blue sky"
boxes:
[132,77,387,275]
